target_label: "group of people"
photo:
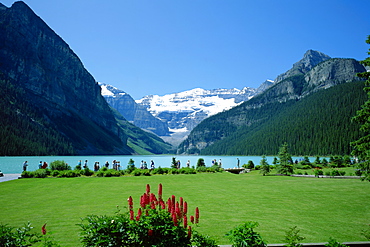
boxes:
[78,160,122,171]
[140,160,155,169]
[22,161,48,172]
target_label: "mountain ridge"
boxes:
[0,1,171,155]
[177,55,366,155]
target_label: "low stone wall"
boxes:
[217,242,370,247]
[291,174,361,179]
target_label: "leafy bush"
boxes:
[197,158,205,167]
[314,169,324,176]
[33,169,48,178]
[80,168,94,176]
[0,222,60,247]
[57,170,80,178]
[50,160,71,171]
[179,167,197,174]
[325,238,349,247]
[152,166,166,174]
[79,184,209,247]
[226,221,267,247]
[21,171,33,178]
[196,166,207,173]
[283,226,305,247]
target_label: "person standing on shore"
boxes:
[23,161,28,172]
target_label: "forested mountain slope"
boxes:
[0,2,170,155]
[178,58,366,156]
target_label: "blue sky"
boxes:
[2,0,370,99]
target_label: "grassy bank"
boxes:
[0,171,369,246]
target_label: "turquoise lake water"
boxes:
[0,155,313,174]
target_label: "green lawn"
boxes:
[0,171,369,246]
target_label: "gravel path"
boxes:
[0,174,21,183]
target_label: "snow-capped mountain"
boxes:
[135,87,260,144]
[100,83,171,136]
[100,82,273,146]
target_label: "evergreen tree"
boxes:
[260,155,271,176]
[351,35,370,181]
[277,143,294,175]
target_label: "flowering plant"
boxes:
[79,183,215,247]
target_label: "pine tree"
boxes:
[351,35,370,181]
[277,142,294,175]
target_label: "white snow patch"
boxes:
[100,85,115,97]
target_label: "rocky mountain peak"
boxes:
[274,50,331,83]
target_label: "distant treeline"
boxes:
[193,81,367,156]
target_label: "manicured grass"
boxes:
[0,171,369,246]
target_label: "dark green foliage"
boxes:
[0,76,75,156]
[259,156,271,176]
[283,226,305,247]
[197,158,206,167]
[276,143,294,175]
[191,230,219,247]
[50,160,71,171]
[0,222,59,247]
[325,238,349,247]
[351,35,370,181]
[225,221,267,247]
[196,80,367,156]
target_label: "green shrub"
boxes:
[169,168,179,174]
[0,222,60,247]
[80,168,94,176]
[57,170,80,178]
[314,169,324,176]
[196,166,207,173]
[191,229,218,247]
[152,166,165,174]
[197,158,205,168]
[179,167,197,174]
[325,238,349,247]
[79,184,210,247]
[226,221,267,247]
[51,170,60,177]
[33,169,48,178]
[21,171,33,178]
[50,160,71,171]
[283,226,305,247]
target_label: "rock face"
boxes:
[0,2,171,154]
[100,83,171,136]
[274,50,331,83]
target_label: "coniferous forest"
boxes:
[189,80,367,156]
[0,76,75,156]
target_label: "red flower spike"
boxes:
[148,229,153,236]
[151,201,156,209]
[128,196,133,210]
[180,197,184,213]
[41,223,47,235]
[172,212,178,226]
[184,201,188,215]
[175,202,181,218]
[130,210,134,220]
[195,207,199,224]
[167,198,172,213]
[171,195,176,209]
[188,226,192,239]
[160,200,165,210]
[146,184,150,195]
[158,183,163,201]
[190,215,194,224]
[137,208,142,221]
[183,215,188,228]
